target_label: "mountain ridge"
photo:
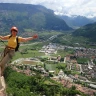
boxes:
[58,15,95,29]
[0,3,72,34]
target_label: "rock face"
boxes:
[0,68,6,96]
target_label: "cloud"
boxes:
[0,0,96,18]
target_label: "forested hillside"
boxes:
[4,67,85,96]
[0,3,72,34]
[72,22,96,42]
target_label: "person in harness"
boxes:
[0,26,38,76]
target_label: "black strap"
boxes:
[9,35,12,38]
[16,36,18,44]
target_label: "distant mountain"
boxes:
[0,3,72,34]
[91,17,96,21]
[58,15,95,29]
[72,22,96,42]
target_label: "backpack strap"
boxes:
[16,36,18,44]
[9,35,12,38]
[15,36,20,52]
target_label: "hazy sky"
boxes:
[0,0,96,18]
